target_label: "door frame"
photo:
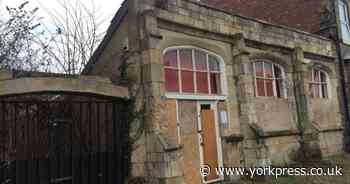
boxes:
[196,101,224,183]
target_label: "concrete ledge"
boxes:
[249,123,300,138]
[316,126,344,133]
[222,133,244,143]
[157,132,183,152]
[0,77,129,99]
[260,130,300,138]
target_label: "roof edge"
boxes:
[82,0,128,75]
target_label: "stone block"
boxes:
[79,75,111,83]
[131,163,146,177]
[0,70,13,80]
[142,49,162,64]
[142,63,165,83]
[143,82,165,98]
[131,142,147,163]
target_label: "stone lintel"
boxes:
[0,77,129,99]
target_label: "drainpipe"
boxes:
[332,1,350,153]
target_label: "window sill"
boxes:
[254,96,288,100]
[310,97,330,100]
[165,93,226,100]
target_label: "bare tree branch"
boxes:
[39,0,106,74]
[0,1,51,72]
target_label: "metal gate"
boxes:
[0,95,130,184]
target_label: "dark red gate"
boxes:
[0,94,130,184]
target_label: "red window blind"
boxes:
[165,69,179,92]
[180,49,193,70]
[181,71,194,92]
[164,48,222,95]
[164,50,178,67]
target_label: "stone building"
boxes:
[203,0,350,152]
[83,0,345,183]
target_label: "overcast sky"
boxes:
[0,0,124,30]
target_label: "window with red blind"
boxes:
[164,48,222,95]
[309,69,328,98]
[253,61,284,98]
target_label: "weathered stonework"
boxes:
[86,0,345,183]
[0,71,129,99]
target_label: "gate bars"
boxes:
[0,99,129,184]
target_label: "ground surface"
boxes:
[237,154,350,184]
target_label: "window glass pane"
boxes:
[209,55,220,71]
[339,2,346,22]
[276,79,283,98]
[256,79,265,96]
[195,51,207,71]
[164,50,178,67]
[308,70,313,82]
[320,72,327,83]
[274,65,282,78]
[341,23,350,42]
[322,84,328,98]
[314,70,320,82]
[196,72,209,93]
[165,69,179,92]
[339,2,350,42]
[181,71,194,92]
[313,84,320,98]
[255,62,264,77]
[309,84,314,97]
[180,49,193,70]
[265,62,273,78]
[265,79,274,97]
[210,73,221,94]
[340,2,349,23]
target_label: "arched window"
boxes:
[164,48,223,95]
[309,69,328,98]
[252,60,285,98]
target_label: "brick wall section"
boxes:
[201,0,328,33]
[156,0,335,58]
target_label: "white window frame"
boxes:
[309,68,329,99]
[340,0,350,30]
[252,60,286,98]
[339,0,350,43]
[163,46,227,100]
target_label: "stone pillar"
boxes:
[232,34,269,168]
[125,1,155,183]
[292,47,321,160]
[126,1,184,183]
[140,9,184,184]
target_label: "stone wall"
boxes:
[319,131,344,157]
[86,0,346,183]
[89,16,129,83]
[264,135,300,166]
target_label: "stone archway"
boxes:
[0,70,129,99]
